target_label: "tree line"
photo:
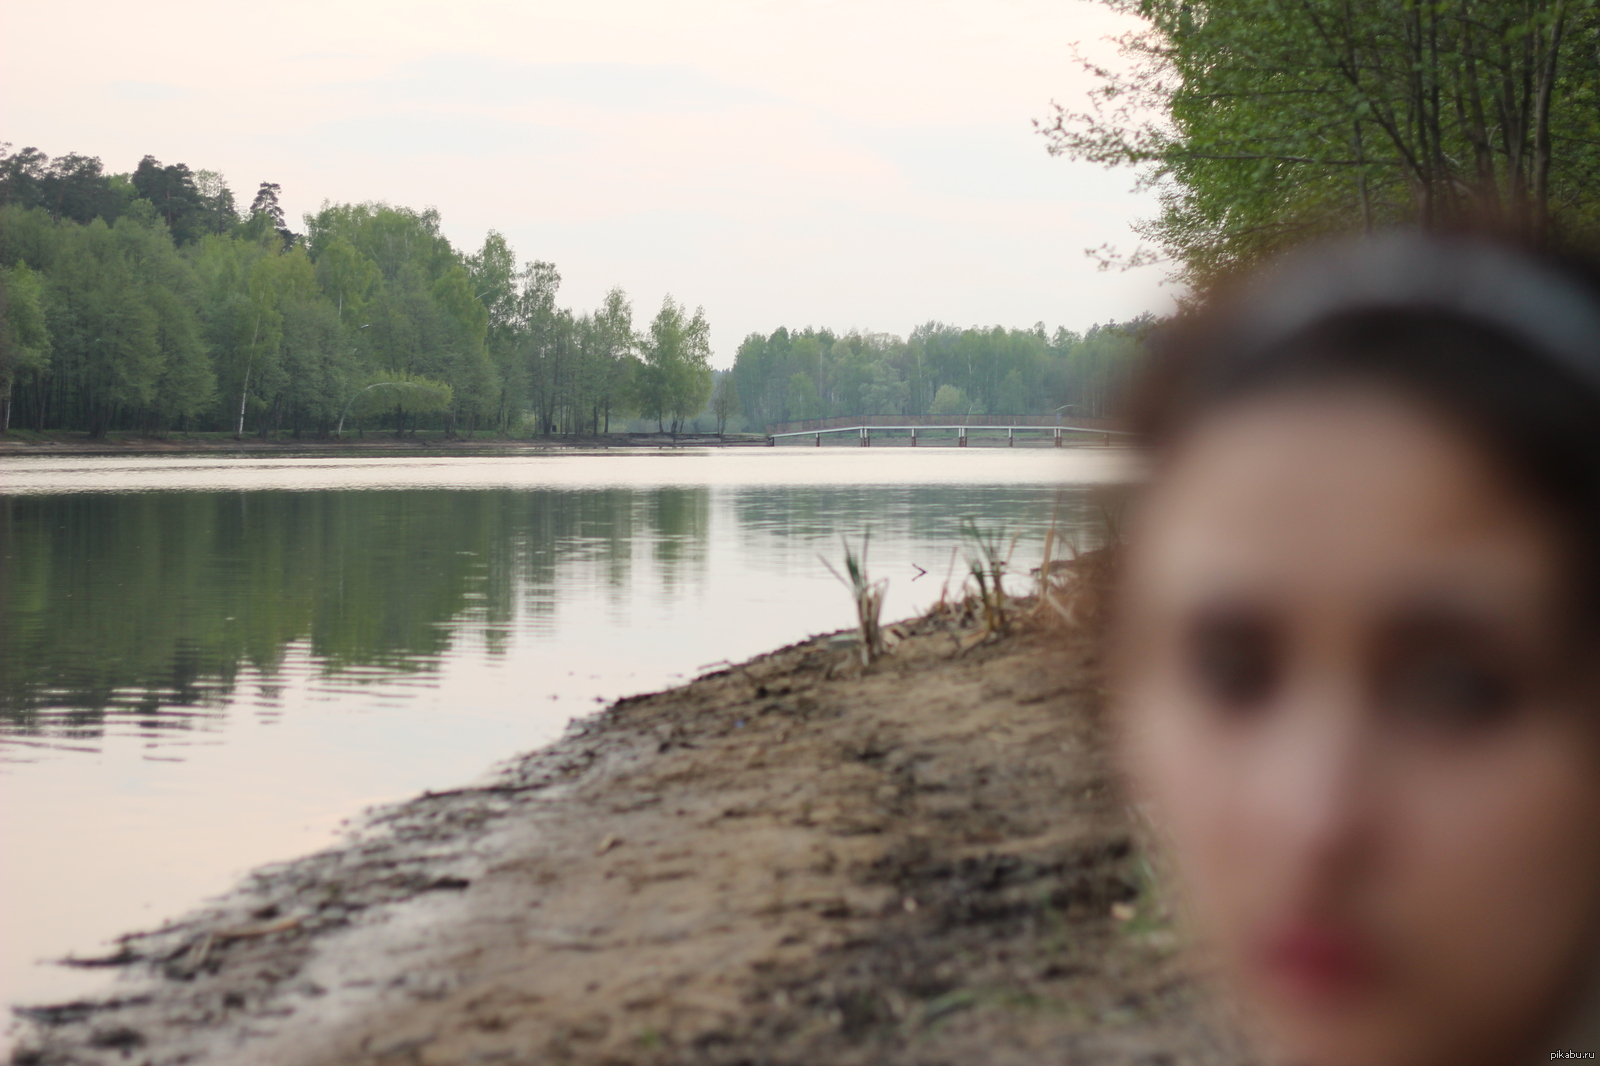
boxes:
[0,144,714,437]
[729,319,1149,427]
[0,142,1153,438]
[1038,0,1600,284]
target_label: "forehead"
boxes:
[1126,388,1562,612]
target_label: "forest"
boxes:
[0,145,714,438]
[728,320,1146,427]
[0,144,1150,438]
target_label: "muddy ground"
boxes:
[10,596,1248,1066]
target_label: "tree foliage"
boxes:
[710,370,739,435]
[1038,0,1600,282]
[1,141,1152,439]
[0,262,51,430]
[0,144,711,439]
[640,297,714,433]
[731,320,1148,428]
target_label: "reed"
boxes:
[1031,491,1123,631]
[959,517,1018,636]
[821,535,888,666]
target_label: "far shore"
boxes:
[0,430,771,456]
[0,429,1114,458]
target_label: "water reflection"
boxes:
[732,484,1108,560]
[0,449,1129,1015]
[1,478,1102,761]
[0,488,728,758]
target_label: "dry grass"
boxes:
[922,505,1120,653]
[821,535,889,666]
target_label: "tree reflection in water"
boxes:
[0,479,1101,757]
[0,487,710,747]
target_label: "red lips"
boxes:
[1258,920,1380,1003]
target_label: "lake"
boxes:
[0,447,1130,1020]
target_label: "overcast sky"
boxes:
[1,0,1169,365]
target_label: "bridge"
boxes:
[766,424,1133,447]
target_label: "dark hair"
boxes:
[1132,233,1600,627]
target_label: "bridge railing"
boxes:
[764,413,1119,435]
[765,424,1134,447]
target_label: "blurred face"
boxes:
[1114,386,1600,1066]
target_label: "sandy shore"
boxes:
[10,592,1246,1066]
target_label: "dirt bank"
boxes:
[10,597,1246,1066]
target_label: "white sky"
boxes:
[0,0,1170,366]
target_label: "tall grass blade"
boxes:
[820,534,888,666]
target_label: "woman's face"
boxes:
[1114,386,1600,1066]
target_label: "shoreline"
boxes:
[0,432,773,458]
[9,598,1243,1066]
[0,431,1108,458]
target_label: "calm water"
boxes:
[0,448,1130,1018]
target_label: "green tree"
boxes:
[429,264,493,434]
[243,182,296,248]
[467,230,524,433]
[189,231,276,436]
[232,243,308,436]
[590,286,638,434]
[785,371,821,420]
[278,294,352,437]
[315,236,381,326]
[1039,0,1600,283]
[710,370,739,435]
[49,219,161,436]
[515,259,563,434]
[0,145,132,225]
[670,302,714,430]
[861,362,908,416]
[132,156,207,244]
[143,283,213,432]
[642,296,713,434]
[928,383,970,416]
[0,262,51,431]
[340,370,454,438]
[192,170,238,236]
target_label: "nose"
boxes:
[1253,680,1376,902]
